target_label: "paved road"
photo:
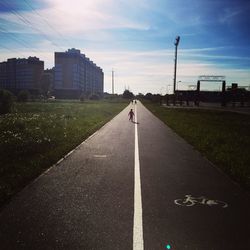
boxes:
[0,101,249,250]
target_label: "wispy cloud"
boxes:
[219,8,243,24]
[0,0,249,94]
[85,48,250,93]
[0,0,149,36]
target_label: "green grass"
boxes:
[144,103,250,190]
[0,100,128,207]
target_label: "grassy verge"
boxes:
[144,103,250,190]
[0,100,128,207]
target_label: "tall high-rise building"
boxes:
[0,57,44,94]
[54,48,104,98]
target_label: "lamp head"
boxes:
[175,36,180,46]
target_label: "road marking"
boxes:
[133,103,144,250]
[174,194,228,208]
[93,154,107,158]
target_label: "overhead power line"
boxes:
[0,27,39,54]
[23,0,72,48]
[0,44,26,58]
[0,0,64,51]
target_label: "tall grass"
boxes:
[0,100,127,207]
[144,103,250,190]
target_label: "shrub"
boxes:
[0,89,14,114]
[17,90,30,102]
[79,93,85,102]
[89,94,100,100]
[145,92,153,101]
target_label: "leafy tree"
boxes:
[122,89,134,99]
[0,89,14,114]
[145,92,153,100]
[89,94,100,100]
[17,90,30,102]
[136,93,144,100]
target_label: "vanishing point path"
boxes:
[0,101,249,250]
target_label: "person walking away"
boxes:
[128,109,135,122]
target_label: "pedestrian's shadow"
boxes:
[132,121,140,124]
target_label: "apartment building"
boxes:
[54,48,104,98]
[0,57,44,94]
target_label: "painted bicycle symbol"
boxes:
[174,195,228,208]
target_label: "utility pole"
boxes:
[173,36,180,94]
[112,69,114,94]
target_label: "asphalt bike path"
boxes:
[137,102,249,249]
[0,101,249,249]
[0,104,135,250]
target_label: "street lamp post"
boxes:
[173,36,180,106]
[173,36,180,94]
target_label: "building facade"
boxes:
[0,57,44,94]
[54,48,104,98]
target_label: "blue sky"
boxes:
[0,0,249,94]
